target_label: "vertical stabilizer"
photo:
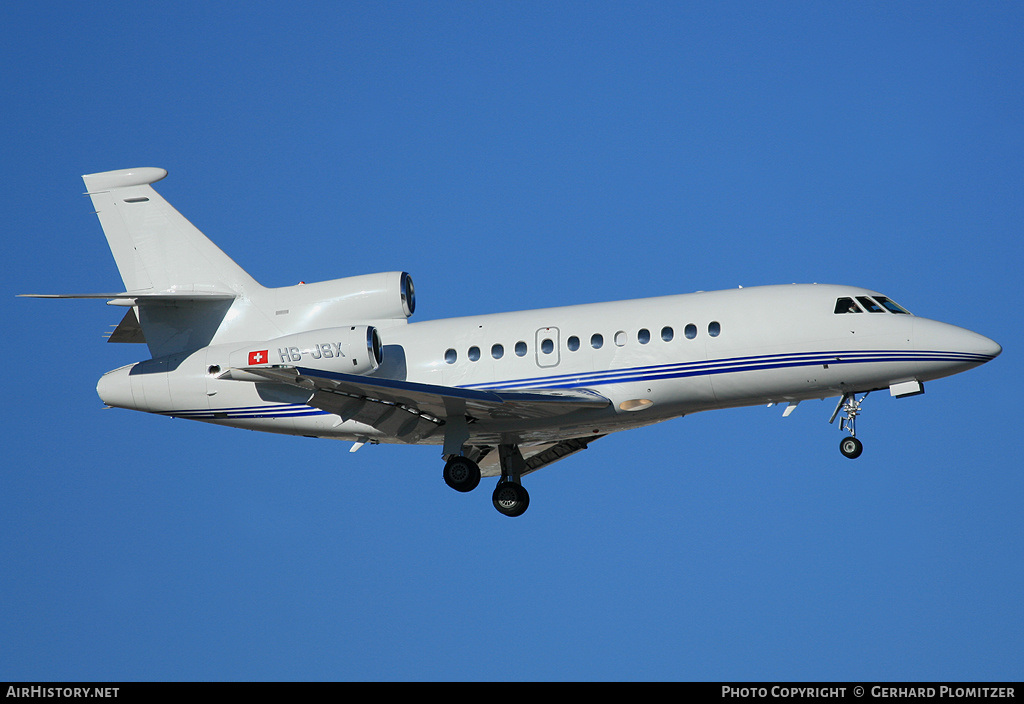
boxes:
[82,168,259,295]
[80,168,265,358]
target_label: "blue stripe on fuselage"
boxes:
[460,349,994,391]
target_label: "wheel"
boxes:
[492,481,530,517]
[443,456,481,493]
[840,436,863,459]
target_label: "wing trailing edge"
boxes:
[218,365,611,442]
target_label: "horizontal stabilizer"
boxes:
[20,289,237,357]
[18,291,236,302]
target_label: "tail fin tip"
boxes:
[83,167,168,192]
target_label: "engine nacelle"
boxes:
[231,325,382,375]
[267,271,415,333]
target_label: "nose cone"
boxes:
[980,334,1002,360]
[950,327,1001,361]
[97,364,137,409]
[913,318,1001,379]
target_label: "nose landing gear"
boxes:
[839,436,863,459]
[830,392,868,459]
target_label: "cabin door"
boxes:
[534,327,560,368]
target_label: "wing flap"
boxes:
[475,436,605,477]
[314,368,609,420]
[220,366,610,437]
[308,387,442,443]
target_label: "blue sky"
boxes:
[2,2,1021,681]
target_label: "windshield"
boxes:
[834,295,912,315]
[874,296,911,314]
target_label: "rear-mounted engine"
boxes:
[231,325,382,375]
[268,271,415,333]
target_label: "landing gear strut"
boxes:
[492,444,530,517]
[830,392,867,459]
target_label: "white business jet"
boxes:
[23,168,1001,517]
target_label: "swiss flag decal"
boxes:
[248,350,269,365]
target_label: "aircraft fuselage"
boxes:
[97,283,999,447]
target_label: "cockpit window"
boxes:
[836,295,912,315]
[857,296,884,313]
[874,296,911,314]
[835,297,863,314]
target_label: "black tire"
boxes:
[840,436,863,459]
[443,456,481,493]
[492,481,530,517]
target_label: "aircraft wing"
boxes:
[221,365,610,443]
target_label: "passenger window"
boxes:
[661,326,674,342]
[591,333,604,349]
[491,343,504,359]
[567,336,580,351]
[857,296,884,313]
[541,338,554,354]
[685,324,697,339]
[444,348,457,364]
[708,321,721,337]
[515,341,527,357]
[638,328,651,344]
[468,346,480,362]
[614,331,627,347]
[835,297,862,314]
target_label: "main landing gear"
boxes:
[830,392,867,459]
[442,444,531,517]
[492,479,530,518]
[443,455,481,493]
